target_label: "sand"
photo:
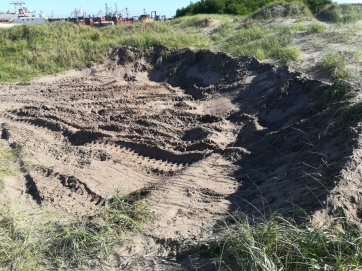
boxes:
[0,46,361,268]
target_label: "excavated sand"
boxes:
[1,46,362,267]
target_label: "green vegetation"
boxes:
[176,0,332,17]
[319,51,350,80]
[328,81,354,103]
[1,3,361,83]
[193,214,362,270]
[46,220,118,267]
[217,25,301,64]
[341,102,362,125]
[0,22,210,82]
[0,192,153,269]
[0,208,44,270]
[0,140,19,191]
[307,22,326,33]
[251,1,313,20]
[318,4,362,23]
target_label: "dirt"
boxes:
[1,46,362,269]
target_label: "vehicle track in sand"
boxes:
[0,51,240,233]
[1,46,362,268]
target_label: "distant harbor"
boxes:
[0,2,172,27]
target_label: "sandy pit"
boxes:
[1,46,362,267]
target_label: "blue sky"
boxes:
[0,0,360,18]
[0,0,192,18]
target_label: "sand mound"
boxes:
[251,2,312,20]
[317,4,362,23]
[1,45,361,264]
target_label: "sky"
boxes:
[0,0,192,18]
[0,0,361,19]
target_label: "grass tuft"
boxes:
[0,208,45,270]
[190,213,362,271]
[308,22,327,33]
[103,192,154,232]
[0,140,19,191]
[45,219,117,267]
[319,52,350,80]
[340,102,362,124]
[0,191,153,269]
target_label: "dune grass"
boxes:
[0,140,19,191]
[0,12,303,82]
[251,1,313,21]
[0,208,44,270]
[0,4,360,83]
[187,213,362,271]
[319,4,362,23]
[0,191,153,269]
[319,51,350,80]
[0,21,211,82]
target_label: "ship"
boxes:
[0,2,170,27]
[0,2,47,24]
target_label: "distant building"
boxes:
[352,3,362,9]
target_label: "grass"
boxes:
[0,140,19,191]
[251,1,314,21]
[319,4,362,23]
[187,213,362,271]
[340,102,362,124]
[0,22,210,82]
[308,22,327,33]
[45,219,118,267]
[319,51,350,80]
[0,191,153,269]
[219,25,301,64]
[102,191,153,232]
[0,7,361,82]
[0,208,45,270]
